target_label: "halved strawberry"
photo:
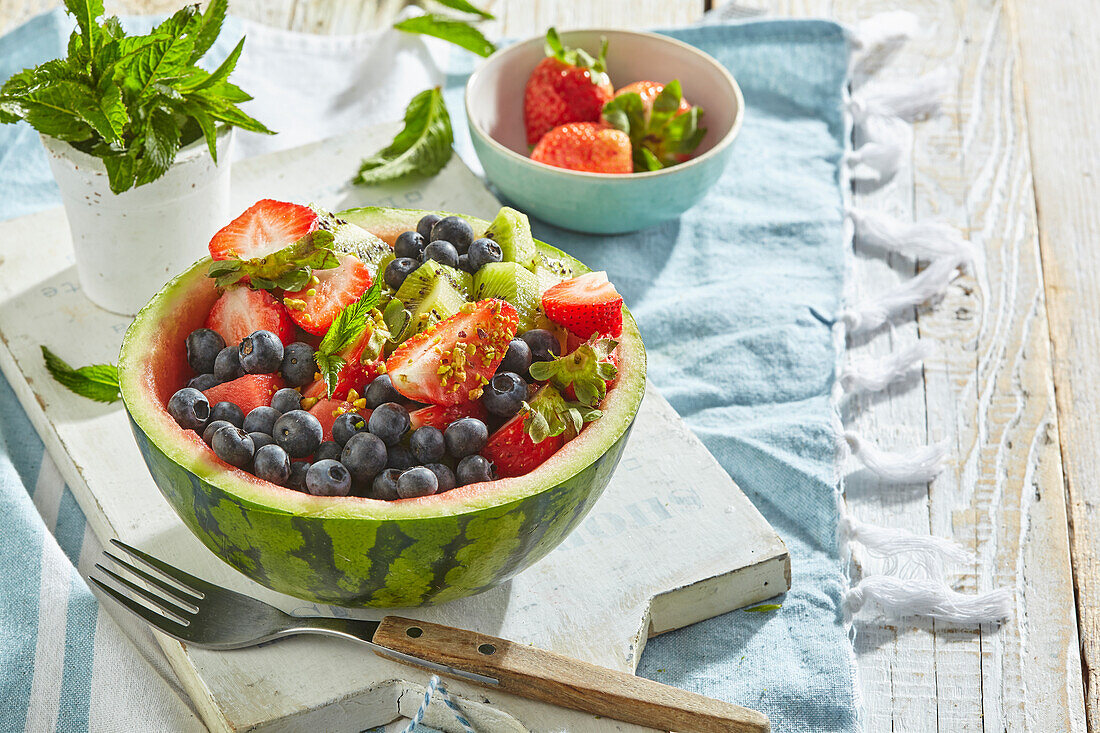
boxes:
[282,253,372,336]
[208,199,319,261]
[386,299,519,406]
[408,401,489,431]
[483,383,599,478]
[203,374,284,416]
[205,286,296,347]
[307,398,367,442]
[541,271,623,339]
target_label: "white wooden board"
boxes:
[0,124,789,732]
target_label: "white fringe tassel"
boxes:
[838,255,963,333]
[844,576,1013,625]
[850,70,953,123]
[840,511,971,579]
[848,206,976,262]
[839,341,932,395]
[849,11,919,54]
[845,432,946,483]
[845,115,910,183]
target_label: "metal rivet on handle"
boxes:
[477,643,496,655]
[406,626,423,638]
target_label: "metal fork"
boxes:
[91,539,770,733]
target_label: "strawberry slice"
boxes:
[205,286,296,347]
[208,199,319,261]
[482,385,565,478]
[307,397,367,442]
[203,374,284,416]
[408,401,489,431]
[282,253,372,336]
[541,271,623,339]
[386,299,519,406]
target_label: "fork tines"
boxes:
[89,538,206,632]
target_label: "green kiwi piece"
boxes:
[472,261,542,331]
[395,261,468,338]
[484,207,539,270]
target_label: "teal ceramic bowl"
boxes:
[466,29,744,234]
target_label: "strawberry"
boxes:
[205,286,296,347]
[409,401,489,431]
[524,27,614,145]
[306,397,367,442]
[601,79,706,170]
[208,199,318,261]
[386,299,519,406]
[282,253,372,336]
[203,374,284,416]
[530,122,632,174]
[541,271,623,339]
[531,336,619,406]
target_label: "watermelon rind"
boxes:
[118,206,646,606]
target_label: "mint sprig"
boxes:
[0,0,273,194]
[314,278,384,396]
[602,80,706,172]
[394,14,496,58]
[432,0,495,20]
[207,229,340,291]
[41,345,120,403]
[353,87,453,185]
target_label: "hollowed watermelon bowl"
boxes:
[117,206,646,607]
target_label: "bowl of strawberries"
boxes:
[466,28,744,234]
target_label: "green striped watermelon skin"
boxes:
[119,206,646,608]
[128,413,631,606]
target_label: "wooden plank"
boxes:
[1006,0,1100,728]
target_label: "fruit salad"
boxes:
[524,28,707,174]
[164,199,626,501]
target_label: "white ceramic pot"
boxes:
[41,128,234,316]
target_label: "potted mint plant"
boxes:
[0,0,271,315]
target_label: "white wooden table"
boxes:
[2,1,1092,731]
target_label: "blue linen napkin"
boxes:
[0,12,858,733]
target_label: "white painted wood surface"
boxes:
[0,125,789,731]
[0,0,1090,730]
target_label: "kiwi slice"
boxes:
[484,207,539,270]
[473,261,542,331]
[395,261,468,338]
[326,215,391,271]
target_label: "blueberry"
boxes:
[422,240,459,269]
[187,373,220,391]
[186,328,225,375]
[341,432,388,484]
[365,374,402,409]
[521,329,561,363]
[425,463,456,493]
[202,419,233,445]
[385,257,420,290]
[253,443,290,485]
[368,402,410,445]
[467,238,503,272]
[430,216,474,254]
[332,412,368,446]
[410,426,445,464]
[243,406,280,435]
[167,388,210,430]
[444,417,489,458]
[248,432,275,450]
[482,372,527,418]
[273,409,324,458]
[240,330,283,374]
[214,346,243,382]
[416,213,443,242]
[210,400,244,428]
[314,440,342,462]
[211,425,254,468]
[387,445,417,470]
[457,253,472,273]
[287,462,310,492]
[370,468,402,500]
[498,338,533,377]
[397,466,438,499]
[394,230,427,260]
[280,342,315,387]
[305,459,351,497]
[271,387,303,414]
[456,454,496,486]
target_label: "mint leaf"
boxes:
[314,278,385,396]
[393,15,495,58]
[191,0,227,62]
[41,345,120,403]
[354,87,453,185]
[743,604,782,613]
[64,0,105,59]
[433,0,494,19]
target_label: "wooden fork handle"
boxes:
[373,616,770,733]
